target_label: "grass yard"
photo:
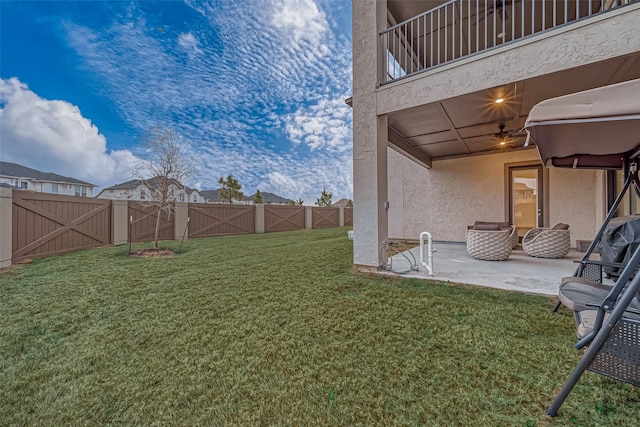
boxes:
[1,227,638,426]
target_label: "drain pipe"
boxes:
[419,231,434,276]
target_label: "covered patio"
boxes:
[385,243,590,295]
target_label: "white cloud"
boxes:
[268,171,304,195]
[284,97,352,152]
[271,0,328,44]
[0,78,138,188]
[177,32,203,56]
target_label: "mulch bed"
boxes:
[129,248,175,258]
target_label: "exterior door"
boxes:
[509,165,544,238]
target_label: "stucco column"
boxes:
[174,202,189,240]
[304,206,313,229]
[353,114,389,269]
[111,200,129,246]
[352,0,389,271]
[255,204,265,233]
[0,188,12,268]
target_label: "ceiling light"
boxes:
[499,140,507,146]
[498,32,506,39]
[495,98,505,104]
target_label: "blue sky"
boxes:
[0,0,353,202]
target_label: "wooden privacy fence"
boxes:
[312,207,339,228]
[344,207,353,226]
[128,202,175,243]
[188,203,255,237]
[1,188,353,267]
[264,205,305,232]
[11,190,111,262]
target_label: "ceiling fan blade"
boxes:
[473,1,511,24]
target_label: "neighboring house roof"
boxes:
[201,189,293,204]
[249,191,292,204]
[200,189,221,202]
[0,161,95,186]
[332,198,352,207]
[100,177,201,194]
[100,179,141,191]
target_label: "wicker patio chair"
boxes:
[469,221,518,248]
[509,226,519,249]
[522,224,571,258]
[466,228,512,261]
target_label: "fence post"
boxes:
[174,202,189,240]
[255,204,265,233]
[339,206,345,227]
[0,188,12,268]
[305,206,313,229]
[112,200,129,245]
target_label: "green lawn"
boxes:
[1,227,638,426]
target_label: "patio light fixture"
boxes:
[495,97,505,104]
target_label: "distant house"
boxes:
[200,189,221,203]
[201,188,248,204]
[249,191,293,205]
[0,161,95,197]
[96,177,205,203]
[332,198,352,208]
[201,188,292,205]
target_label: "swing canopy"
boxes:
[525,78,640,169]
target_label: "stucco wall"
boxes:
[548,167,602,244]
[388,148,599,244]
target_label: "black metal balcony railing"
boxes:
[379,0,637,84]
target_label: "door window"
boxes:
[509,166,543,237]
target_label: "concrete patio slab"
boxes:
[384,242,593,296]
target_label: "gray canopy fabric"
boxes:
[525,78,640,169]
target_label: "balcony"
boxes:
[380,0,638,84]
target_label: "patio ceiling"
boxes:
[387,53,640,164]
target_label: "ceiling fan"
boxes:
[494,123,525,146]
[475,0,513,23]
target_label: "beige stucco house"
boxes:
[0,161,95,197]
[351,0,640,271]
[97,178,206,203]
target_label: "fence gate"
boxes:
[128,202,175,242]
[188,204,255,237]
[264,205,305,232]
[312,207,339,229]
[12,191,112,262]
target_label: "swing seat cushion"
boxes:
[559,276,640,339]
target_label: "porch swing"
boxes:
[524,78,640,417]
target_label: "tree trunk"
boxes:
[153,209,161,248]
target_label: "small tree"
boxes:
[134,127,196,248]
[254,189,263,204]
[346,199,353,208]
[315,187,332,207]
[218,175,244,204]
[288,198,304,206]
